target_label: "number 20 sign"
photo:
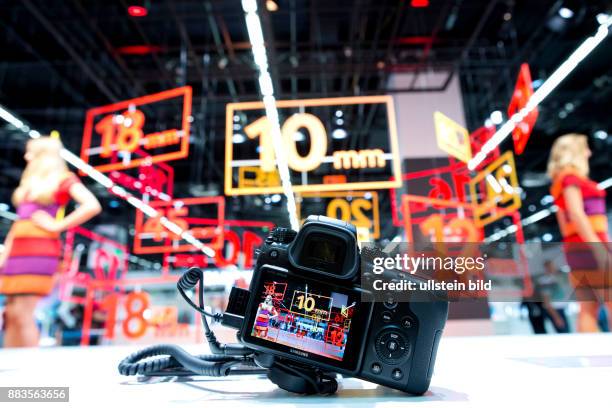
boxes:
[225,96,402,195]
[297,191,380,239]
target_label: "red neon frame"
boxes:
[133,196,225,254]
[508,63,538,155]
[134,147,175,198]
[447,126,500,170]
[162,219,275,271]
[467,126,500,169]
[109,149,175,200]
[389,162,469,227]
[400,194,483,243]
[59,226,129,303]
[80,86,192,173]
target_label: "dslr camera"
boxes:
[225,215,448,395]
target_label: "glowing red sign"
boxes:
[467,125,499,170]
[389,161,471,227]
[507,63,538,155]
[165,219,274,270]
[59,226,128,303]
[80,86,192,173]
[401,195,483,244]
[109,149,175,202]
[79,276,201,346]
[133,196,225,254]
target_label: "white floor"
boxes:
[1,333,611,407]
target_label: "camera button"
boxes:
[376,330,410,364]
[401,316,413,329]
[381,311,393,323]
[269,249,279,259]
[391,369,403,381]
[371,363,382,374]
[383,298,398,309]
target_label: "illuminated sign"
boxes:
[80,86,192,173]
[165,219,275,270]
[238,166,280,189]
[434,111,472,163]
[466,125,499,170]
[225,96,402,195]
[297,191,380,239]
[133,196,225,254]
[401,195,483,244]
[79,277,200,346]
[59,226,128,303]
[469,151,522,227]
[109,150,174,202]
[401,195,485,298]
[389,161,471,227]
[507,63,538,155]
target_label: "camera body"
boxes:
[236,215,448,395]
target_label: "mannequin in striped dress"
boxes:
[548,134,610,332]
[0,137,101,347]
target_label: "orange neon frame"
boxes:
[401,194,482,243]
[389,162,471,227]
[468,151,522,228]
[78,276,201,346]
[133,196,225,254]
[224,95,402,195]
[296,191,381,239]
[80,86,192,173]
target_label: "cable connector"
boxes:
[222,286,250,329]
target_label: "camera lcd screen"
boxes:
[243,267,368,370]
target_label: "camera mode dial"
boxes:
[267,227,297,244]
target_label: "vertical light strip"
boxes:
[0,105,215,257]
[241,0,300,230]
[469,17,612,170]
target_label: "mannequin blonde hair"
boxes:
[12,137,69,206]
[547,133,589,179]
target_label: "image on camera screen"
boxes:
[251,279,356,361]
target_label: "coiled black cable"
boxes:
[177,267,223,321]
[118,344,247,376]
[118,268,264,378]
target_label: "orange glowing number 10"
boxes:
[95,109,145,158]
[244,113,327,173]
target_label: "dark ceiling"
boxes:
[0,0,610,242]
